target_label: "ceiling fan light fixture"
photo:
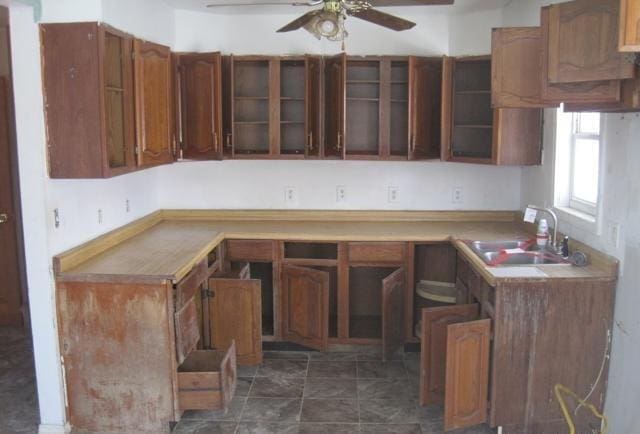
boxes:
[304,10,346,41]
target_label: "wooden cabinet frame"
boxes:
[620,0,640,52]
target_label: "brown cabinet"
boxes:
[620,0,640,51]
[491,27,557,108]
[134,39,175,167]
[547,0,634,84]
[176,52,223,160]
[419,304,490,431]
[209,263,263,365]
[326,55,441,160]
[228,56,322,158]
[324,53,347,159]
[281,264,330,351]
[441,56,542,165]
[41,23,136,178]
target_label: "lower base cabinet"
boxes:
[420,304,491,431]
[209,263,263,365]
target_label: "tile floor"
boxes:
[173,350,495,434]
[0,326,39,434]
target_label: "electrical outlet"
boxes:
[452,187,464,204]
[97,209,103,225]
[608,222,621,248]
[388,186,399,203]
[125,199,130,213]
[53,208,60,229]
[336,186,347,203]
[284,186,297,205]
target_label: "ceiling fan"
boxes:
[206,0,454,42]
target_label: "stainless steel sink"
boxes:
[465,239,569,266]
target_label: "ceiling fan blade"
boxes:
[277,10,321,32]
[367,0,454,5]
[206,1,321,8]
[348,8,416,31]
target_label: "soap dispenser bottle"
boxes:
[536,218,549,249]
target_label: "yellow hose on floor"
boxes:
[554,383,608,434]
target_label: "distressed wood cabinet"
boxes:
[620,0,640,51]
[441,56,543,165]
[133,39,175,167]
[176,52,223,160]
[547,0,634,83]
[491,27,557,108]
[419,253,616,433]
[41,22,136,178]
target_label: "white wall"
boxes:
[158,160,521,210]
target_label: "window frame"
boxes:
[567,112,602,216]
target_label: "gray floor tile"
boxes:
[298,423,360,433]
[357,361,407,379]
[361,423,422,433]
[236,421,299,433]
[256,359,309,378]
[238,364,259,377]
[357,379,415,400]
[172,420,237,434]
[404,357,420,378]
[237,377,255,396]
[264,351,310,360]
[181,396,246,422]
[300,398,360,423]
[304,378,358,399]
[250,377,305,398]
[415,404,444,425]
[307,361,357,378]
[241,398,302,423]
[309,352,359,361]
[359,399,418,424]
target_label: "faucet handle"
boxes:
[561,236,570,258]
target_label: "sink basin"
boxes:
[465,239,569,266]
[480,251,567,265]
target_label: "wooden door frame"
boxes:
[0,15,28,327]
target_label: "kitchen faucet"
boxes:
[526,205,562,254]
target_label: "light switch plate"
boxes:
[524,208,538,223]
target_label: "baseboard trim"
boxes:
[38,424,68,434]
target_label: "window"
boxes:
[554,108,602,218]
[569,112,601,215]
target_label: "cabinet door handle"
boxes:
[410,135,415,152]
[336,132,342,151]
[0,213,7,224]
[212,131,219,152]
[308,132,314,151]
[226,133,232,149]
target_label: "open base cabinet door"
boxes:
[281,264,330,351]
[419,304,491,432]
[382,267,405,362]
[209,263,263,365]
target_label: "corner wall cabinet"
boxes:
[41,22,136,178]
[441,56,543,165]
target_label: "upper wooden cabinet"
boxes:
[491,27,557,108]
[227,56,322,159]
[547,0,635,83]
[176,52,223,160]
[620,0,640,51]
[408,57,442,160]
[41,23,136,178]
[324,53,347,159]
[441,56,542,165]
[325,55,441,160]
[133,39,175,167]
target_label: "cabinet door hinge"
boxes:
[202,288,215,299]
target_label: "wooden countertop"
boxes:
[54,210,618,285]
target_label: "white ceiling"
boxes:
[165,0,512,15]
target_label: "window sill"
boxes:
[554,205,600,235]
